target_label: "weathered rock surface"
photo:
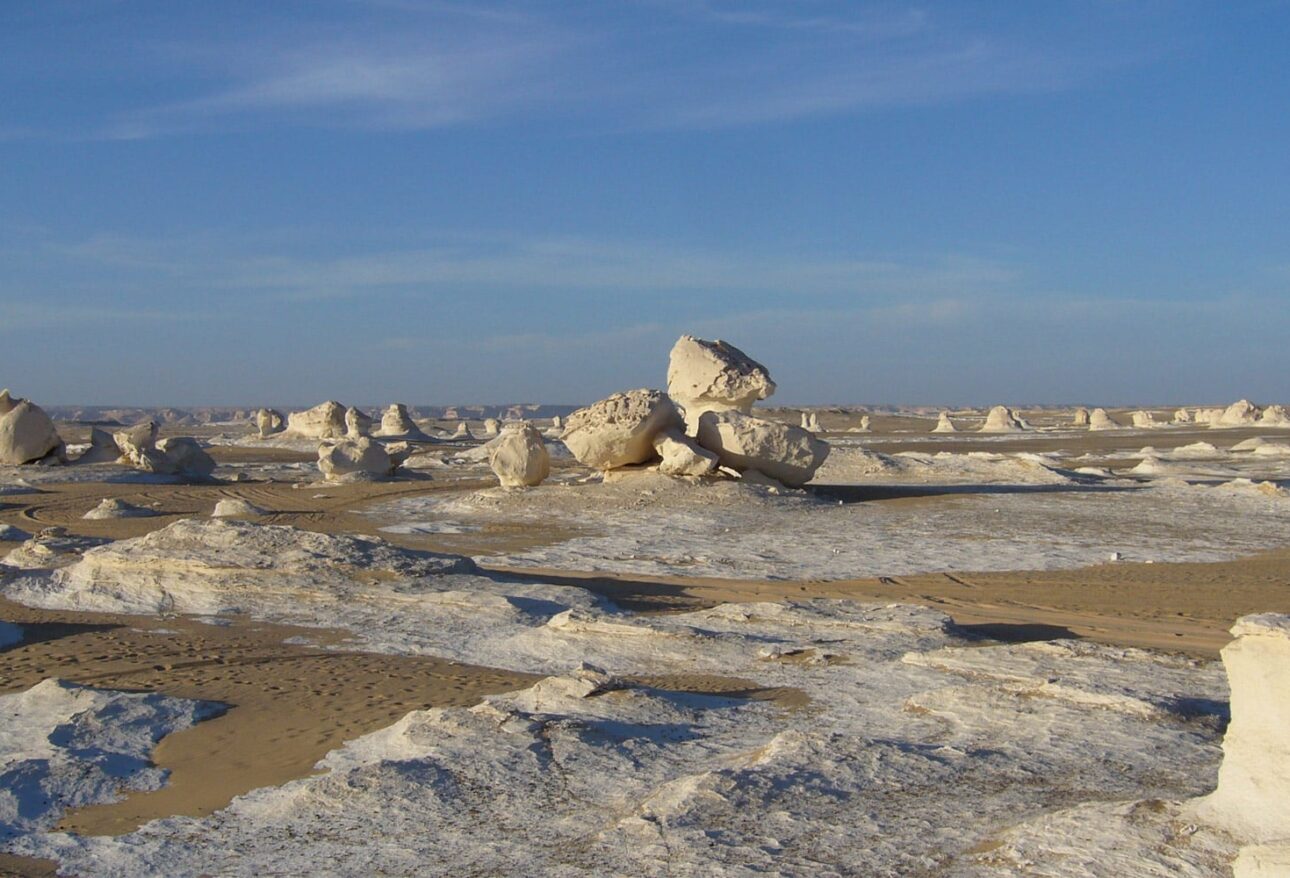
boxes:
[1173,407,1193,424]
[1130,410,1158,429]
[0,392,66,465]
[979,405,1026,433]
[1089,408,1119,431]
[561,390,683,471]
[317,437,398,481]
[76,428,122,464]
[378,404,430,440]
[1071,407,1091,427]
[1258,404,1290,427]
[287,401,347,439]
[651,428,718,477]
[694,410,829,488]
[932,412,956,433]
[453,422,475,440]
[113,421,159,460]
[666,336,776,432]
[488,423,550,487]
[1215,399,1261,427]
[1194,614,1290,842]
[82,498,159,520]
[256,408,286,438]
[152,438,217,479]
[345,406,372,438]
[483,418,501,437]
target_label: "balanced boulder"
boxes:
[694,410,829,488]
[562,389,682,471]
[487,422,550,487]
[287,401,347,439]
[667,336,776,433]
[0,392,66,465]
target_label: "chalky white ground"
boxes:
[0,516,1246,875]
[3,431,1286,875]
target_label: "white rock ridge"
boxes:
[1194,614,1290,843]
[561,389,683,471]
[666,335,776,433]
[980,405,1027,433]
[488,422,550,488]
[0,391,66,465]
[694,409,829,488]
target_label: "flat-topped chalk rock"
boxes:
[255,408,286,438]
[488,422,550,487]
[287,401,347,439]
[666,335,776,433]
[1194,614,1290,843]
[0,390,66,465]
[932,412,956,433]
[979,405,1026,433]
[561,389,683,471]
[694,409,829,488]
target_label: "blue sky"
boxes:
[2,1,1288,406]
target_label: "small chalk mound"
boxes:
[212,498,270,518]
[82,498,159,520]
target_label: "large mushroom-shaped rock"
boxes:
[667,336,776,433]
[317,437,398,482]
[1088,408,1119,431]
[561,389,683,471]
[378,404,430,440]
[652,428,718,477]
[932,412,956,433]
[287,401,347,439]
[256,408,286,438]
[345,406,372,438]
[487,422,550,488]
[694,410,829,488]
[979,405,1026,433]
[76,428,122,464]
[1071,407,1091,427]
[0,393,66,465]
[1193,615,1290,842]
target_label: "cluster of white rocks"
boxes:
[109,421,216,479]
[0,389,66,465]
[317,437,412,482]
[1191,400,1290,429]
[799,411,821,432]
[560,336,829,489]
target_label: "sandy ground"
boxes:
[2,431,1288,876]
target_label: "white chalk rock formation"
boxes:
[76,428,121,464]
[1131,410,1158,429]
[113,421,158,461]
[82,498,158,520]
[377,404,429,440]
[652,428,719,477]
[561,389,683,471]
[694,410,829,488]
[979,405,1026,433]
[666,336,776,433]
[800,413,810,429]
[453,421,475,440]
[212,498,269,518]
[1258,405,1290,427]
[317,437,399,482]
[1071,407,1090,427]
[0,392,66,465]
[345,406,373,438]
[806,412,821,432]
[483,418,501,437]
[1174,408,1193,424]
[1215,400,1261,428]
[287,401,347,439]
[153,438,217,479]
[487,422,550,488]
[858,415,871,432]
[1194,614,1290,843]
[551,415,563,430]
[256,408,286,438]
[932,412,956,433]
[1089,408,1119,431]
